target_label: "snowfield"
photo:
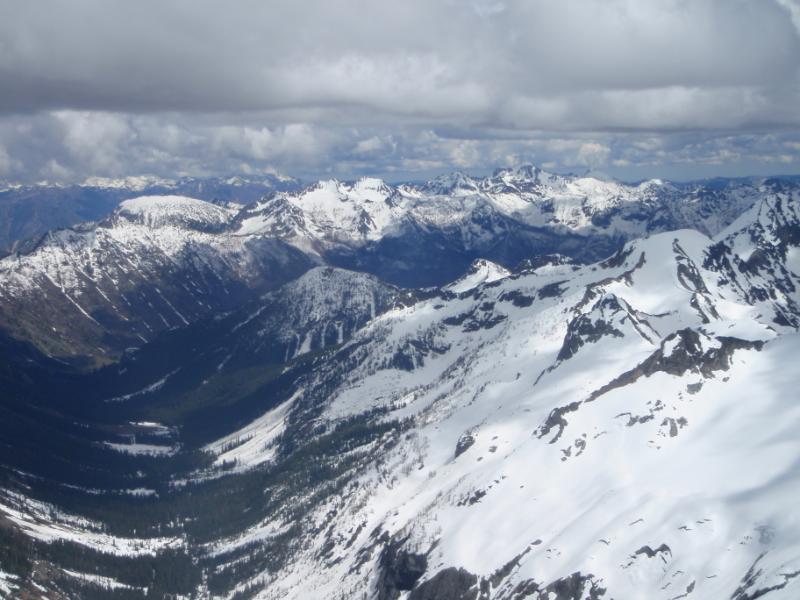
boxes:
[200,190,800,599]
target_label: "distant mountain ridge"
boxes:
[0,166,794,366]
[0,173,303,255]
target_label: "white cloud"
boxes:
[54,111,133,173]
[0,113,790,183]
[576,142,612,168]
[776,0,800,33]
[210,124,322,162]
[39,159,72,181]
[353,136,391,155]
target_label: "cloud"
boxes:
[576,143,612,168]
[353,136,393,156]
[2,0,798,127]
[0,0,798,182]
[776,0,800,33]
[0,112,798,184]
[54,111,133,173]
[210,124,322,162]
[40,159,72,181]
[0,144,10,175]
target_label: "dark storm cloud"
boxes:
[0,0,799,182]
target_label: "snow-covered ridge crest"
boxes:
[237,165,772,254]
[0,192,316,365]
[115,195,236,230]
[446,258,511,293]
[0,168,794,367]
[81,175,176,191]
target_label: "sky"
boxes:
[1,0,799,184]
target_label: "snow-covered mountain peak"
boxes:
[352,176,392,194]
[510,163,540,179]
[446,258,511,293]
[240,198,797,599]
[280,265,389,301]
[639,177,666,188]
[115,195,236,230]
[81,175,176,191]
[420,171,480,196]
[270,265,396,332]
[237,177,399,246]
[227,168,786,263]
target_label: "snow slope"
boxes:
[0,195,315,363]
[201,190,800,599]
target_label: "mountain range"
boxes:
[0,167,768,366]
[1,166,800,599]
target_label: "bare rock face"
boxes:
[377,540,428,600]
[455,433,476,458]
[409,568,480,600]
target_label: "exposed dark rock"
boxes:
[462,313,508,332]
[539,329,762,443]
[376,540,429,600]
[540,572,606,600]
[556,296,626,362]
[510,572,606,600]
[731,552,800,600]
[499,290,536,308]
[674,240,710,294]
[389,336,451,372]
[536,401,582,443]
[590,206,620,228]
[408,567,479,600]
[600,245,634,269]
[538,280,568,299]
[457,489,487,506]
[488,545,532,588]
[686,382,703,394]
[444,312,472,326]
[574,252,646,313]
[634,544,672,560]
[661,417,688,438]
[455,433,476,458]
[586,329,764,403]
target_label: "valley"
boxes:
[1,169,800,599]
